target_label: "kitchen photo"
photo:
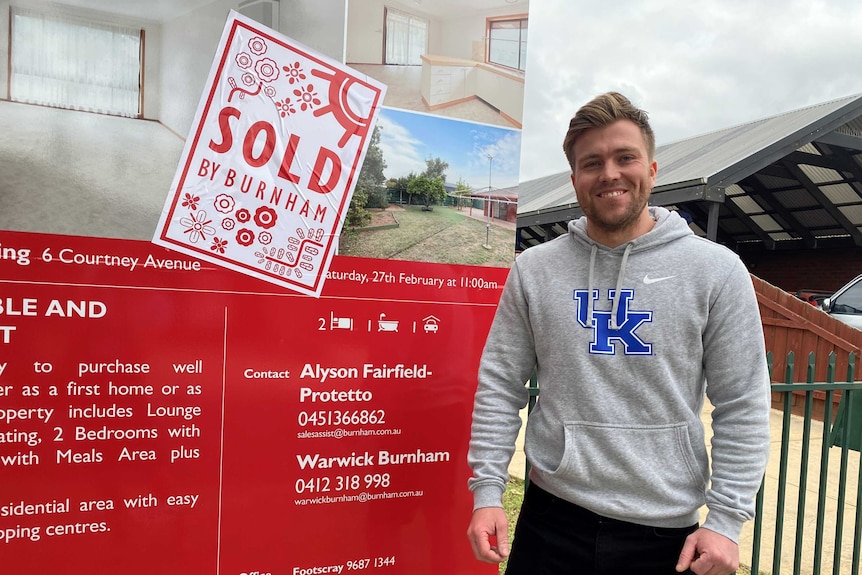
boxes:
[346,0,528,129]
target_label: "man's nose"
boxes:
[599,161,620,181]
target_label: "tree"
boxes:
[453,177,472,210]
[408,175,446,210]
[346,126,386,227]
[357,126,387,190]
[388,173,416,205]
[344,188,371,227]
[422,157,449,182]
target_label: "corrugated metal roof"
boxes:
[798,164,843,184]
[516,171,573,214]
[821,183,860,204]
[517,93,862,253]
[836,117,862,136]
[773,189,819,209]
[655,94,862,188]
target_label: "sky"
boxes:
[376,107,522,191]
[518,0,862,183]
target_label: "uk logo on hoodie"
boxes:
[572,289,653,355]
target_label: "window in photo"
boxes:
[10,7,143,117]
[487,16,527,72]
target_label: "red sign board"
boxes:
[0,230,502,575]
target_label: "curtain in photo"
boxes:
[10,7,142,117]
[385,8,427,66]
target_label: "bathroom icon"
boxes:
[377,313,399,332]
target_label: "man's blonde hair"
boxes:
[562,92,655,171]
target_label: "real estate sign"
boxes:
[0,230,504,574]
[0,1,532,574]
[154,11,386,298]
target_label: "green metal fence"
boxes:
[751,351,861,575]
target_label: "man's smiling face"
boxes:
[570,119,657,247]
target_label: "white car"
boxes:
[823,274,862,330]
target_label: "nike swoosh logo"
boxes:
[643,274,677,284]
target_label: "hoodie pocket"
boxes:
[551,421,706,518]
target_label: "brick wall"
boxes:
[741,247,862,294]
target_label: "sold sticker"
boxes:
[153,10,386,297]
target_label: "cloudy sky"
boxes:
[518,0,862,182]
[376,107,521,190]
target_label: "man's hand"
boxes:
[676,527,739,575]
[467,506,510,563]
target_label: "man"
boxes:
[466,92,771,575]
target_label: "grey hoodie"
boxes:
[468,206,771,543]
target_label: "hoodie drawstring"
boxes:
[586,244,597,327]
[610,243,633,330]
[585,242,633,330]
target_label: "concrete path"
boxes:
[507,404,861,574]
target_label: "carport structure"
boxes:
[517,93,862,257]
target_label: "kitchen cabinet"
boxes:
[419,54,524,125]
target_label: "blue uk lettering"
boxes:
[572,289,653,355]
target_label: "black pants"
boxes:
[505,484,699,575]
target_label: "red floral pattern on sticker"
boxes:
[248,37,267,56]
[182,193,200,210]
[236,228,255,246]
[236,52,253,69]
[254,206,278,229]
[211,237,228,254]
[180,211,215,243]
[222,218,236,230]
[242,73,256,87]
[294,84,321,111]
[214,193,235,213]
[255,58,279,83]
[283,62,306,85]
[259,231,272,245]
[236,208,251,223]
[276,98,296,117]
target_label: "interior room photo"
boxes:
[0,0,346,240]
[346,0,528,129]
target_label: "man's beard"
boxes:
[582,188,649,234]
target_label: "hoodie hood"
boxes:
[567,205,694,252]
[567,206,694,329]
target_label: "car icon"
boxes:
[422,315,441,333]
